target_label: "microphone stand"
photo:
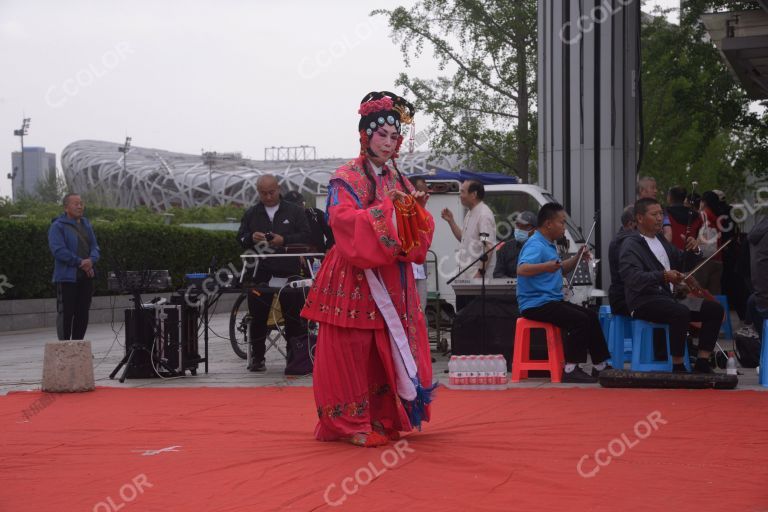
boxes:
[447,237,504,355]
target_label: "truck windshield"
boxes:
[483,191,585,243]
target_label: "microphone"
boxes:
[208,255,217,275]
[479,232,489,243]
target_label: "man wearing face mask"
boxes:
[493,211,537,279]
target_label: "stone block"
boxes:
[42,340,95,392]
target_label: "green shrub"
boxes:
[0,219,244,299]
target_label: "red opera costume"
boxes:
[301,91,436,447]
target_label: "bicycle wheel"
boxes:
[229,292,249,359]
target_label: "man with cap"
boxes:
[493,211,536,279]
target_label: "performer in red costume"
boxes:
[302,91,437,447]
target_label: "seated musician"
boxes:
[517,203,612,383]
[607,206,636,316]
[236,174,312,372]
[618,198,723,374]
[493,211,536,279]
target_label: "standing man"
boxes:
[237,174,311,372]
[410,176,430,310]
[48,193,100,340]
[516,203,612,383]
[441,179,496,311]
[637,176,658,200]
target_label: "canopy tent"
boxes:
[412,169,519,185]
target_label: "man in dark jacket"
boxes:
[619,198,723,373]
[608,206,636,316]
[747,214,768,338]
[48,193,100,340]
[236,174,311,372]
[493,210,536,279]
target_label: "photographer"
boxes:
[236,174,311,372]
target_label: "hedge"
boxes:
[0,220,244,299]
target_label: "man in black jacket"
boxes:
[619,198,723,373]
[608,206,636,316]
[237,174,312,371]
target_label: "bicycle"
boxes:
[228,290,286,360]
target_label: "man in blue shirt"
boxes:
[517,203,612,383]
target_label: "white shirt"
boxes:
[643,234,672,291]
[458,201,496,276]
[265,204,279,222]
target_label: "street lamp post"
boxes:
[118,136,132,175]
[202,150,216,206]
[118,137,131,206]
[13,117,31,195]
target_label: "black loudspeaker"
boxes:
[124,308,157,378]
[156,304,200,375]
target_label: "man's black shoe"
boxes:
[672,363,689,374]
[248,360,267,372]
[562,366,598,383]
[590,364,613,378]
[693,359,715,374]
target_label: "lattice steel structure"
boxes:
[61,140,464,211]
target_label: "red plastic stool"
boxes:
[511,318,565,383]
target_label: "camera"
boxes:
[265,231,275,242]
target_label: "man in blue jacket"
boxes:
[48,193,100,340]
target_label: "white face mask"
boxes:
[514,228,530,243]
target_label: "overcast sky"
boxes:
[0,0,680,198]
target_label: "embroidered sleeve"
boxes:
[327,182,402,268]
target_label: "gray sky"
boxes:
[0,0,445,198]
[0,0,682,198]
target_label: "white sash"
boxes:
[364,268,417,401]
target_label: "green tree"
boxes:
[640,0,768,199]
[374,0,537,182]
[34,170,67,204]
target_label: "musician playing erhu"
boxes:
[618,198,724,373]
[516,203,613,384]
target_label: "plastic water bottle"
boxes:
[726,351,738,375]
[448,356,457,386]
[455,356,466,387]
[495,355,508,387]
[476,356,486,390]
[480,356,492,390]
[467,356,478,389]
[311,258,322,277]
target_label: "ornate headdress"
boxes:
[357,91,415,158]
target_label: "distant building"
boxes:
[61,140,464,211]
[10,147,57,199]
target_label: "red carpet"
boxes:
[1,387,767,511]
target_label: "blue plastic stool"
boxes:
[599,305,612,340]
[607,315,633,367]
[631,320,691,372]
[714,295,733,340]
[760,320,768,388]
